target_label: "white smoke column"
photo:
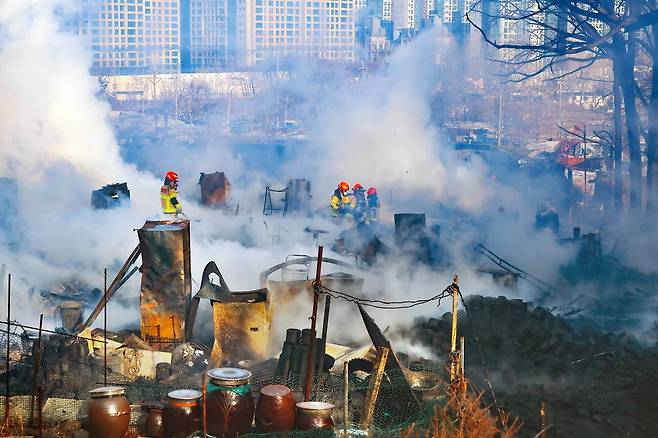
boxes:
[0,1,142,185]
[0,1,160,325]
[287,29,492,214]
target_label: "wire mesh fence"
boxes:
[0,316,451,437]
[0,357,447,437]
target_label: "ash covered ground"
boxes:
[411,295,658,437]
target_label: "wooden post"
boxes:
[343,362,349,436]
[29,314,43,427]
[460,336,466,395]
[361,346,390,429]
[539,401,546,438]
[304,246,323,401]
[37,385,43,438]
[4,273,10,428]
[450,275,459,382]
[202,373,208,438]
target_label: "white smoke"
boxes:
[0,0,641,356]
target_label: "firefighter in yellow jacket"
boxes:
[330,181,352,217]
[161,171,183,216]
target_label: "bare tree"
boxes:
[468,0,658,211]
[175,81,212,125]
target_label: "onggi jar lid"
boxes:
[89,386,126,398]
[207,367,252,387]
[296,401,335,411]
[260,384,291,397]
[167,389,202,400]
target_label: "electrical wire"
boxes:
[315,280,509,430]
[318,284,453,309]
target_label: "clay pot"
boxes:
[295,401,335,431]
[88,386,131,438]
[206,368,255,437]
[164,389,202,438]
[141,402,164,438]
[255,385,295,432]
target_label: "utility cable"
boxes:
[318,284,453,309]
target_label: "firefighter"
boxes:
[161,171,183,217]
[331,181,351,217]
[352,183,367,222]
[366,187,380,222]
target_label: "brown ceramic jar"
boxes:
[295,402,335,431]
[88,386,131,438]
[141,402,164,438]
[206,368,255,438]
[164,389,202,438]
[255,385,295,432]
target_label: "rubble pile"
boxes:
[412,295,658,437]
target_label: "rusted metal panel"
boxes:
[198,172,230,207]
[210,290,271,365]
[192,261,272,365]
[137,220,192,346]
[264,272,363,308]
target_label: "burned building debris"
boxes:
[137,220,192,346]
[286,179,312,214]
[90,183,130,210]
[198,171,231,208]
[411,295,658,436]
[188,261,272,366]
[2,174,657,438]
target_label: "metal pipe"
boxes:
[303,245,323,401]
[320,295,331,373]
[4,273,10,427]
[78,245,140,333]
[202,373,207,438]
[343,362,349,435]
[37,385,43,438]
[104,268,107,387]
[171,316,176,342]
[29,314,43,427]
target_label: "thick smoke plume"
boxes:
[0,1,639,358]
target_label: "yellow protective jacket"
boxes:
[330,194,341,212]
[330,190,352,215]
[160,185,182,214]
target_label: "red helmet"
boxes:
[338,181,349,192]
[353,183,363,190]
[367,187,377,196]
[165,171,178,183]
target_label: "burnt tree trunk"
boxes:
[646,23,658,215]
[613,32,643,210]
[613,63,624,213]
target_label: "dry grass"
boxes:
[399,383,522,438]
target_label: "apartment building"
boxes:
[233,0,357,66]
[69,0,181,75]
[182,0,230,70]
